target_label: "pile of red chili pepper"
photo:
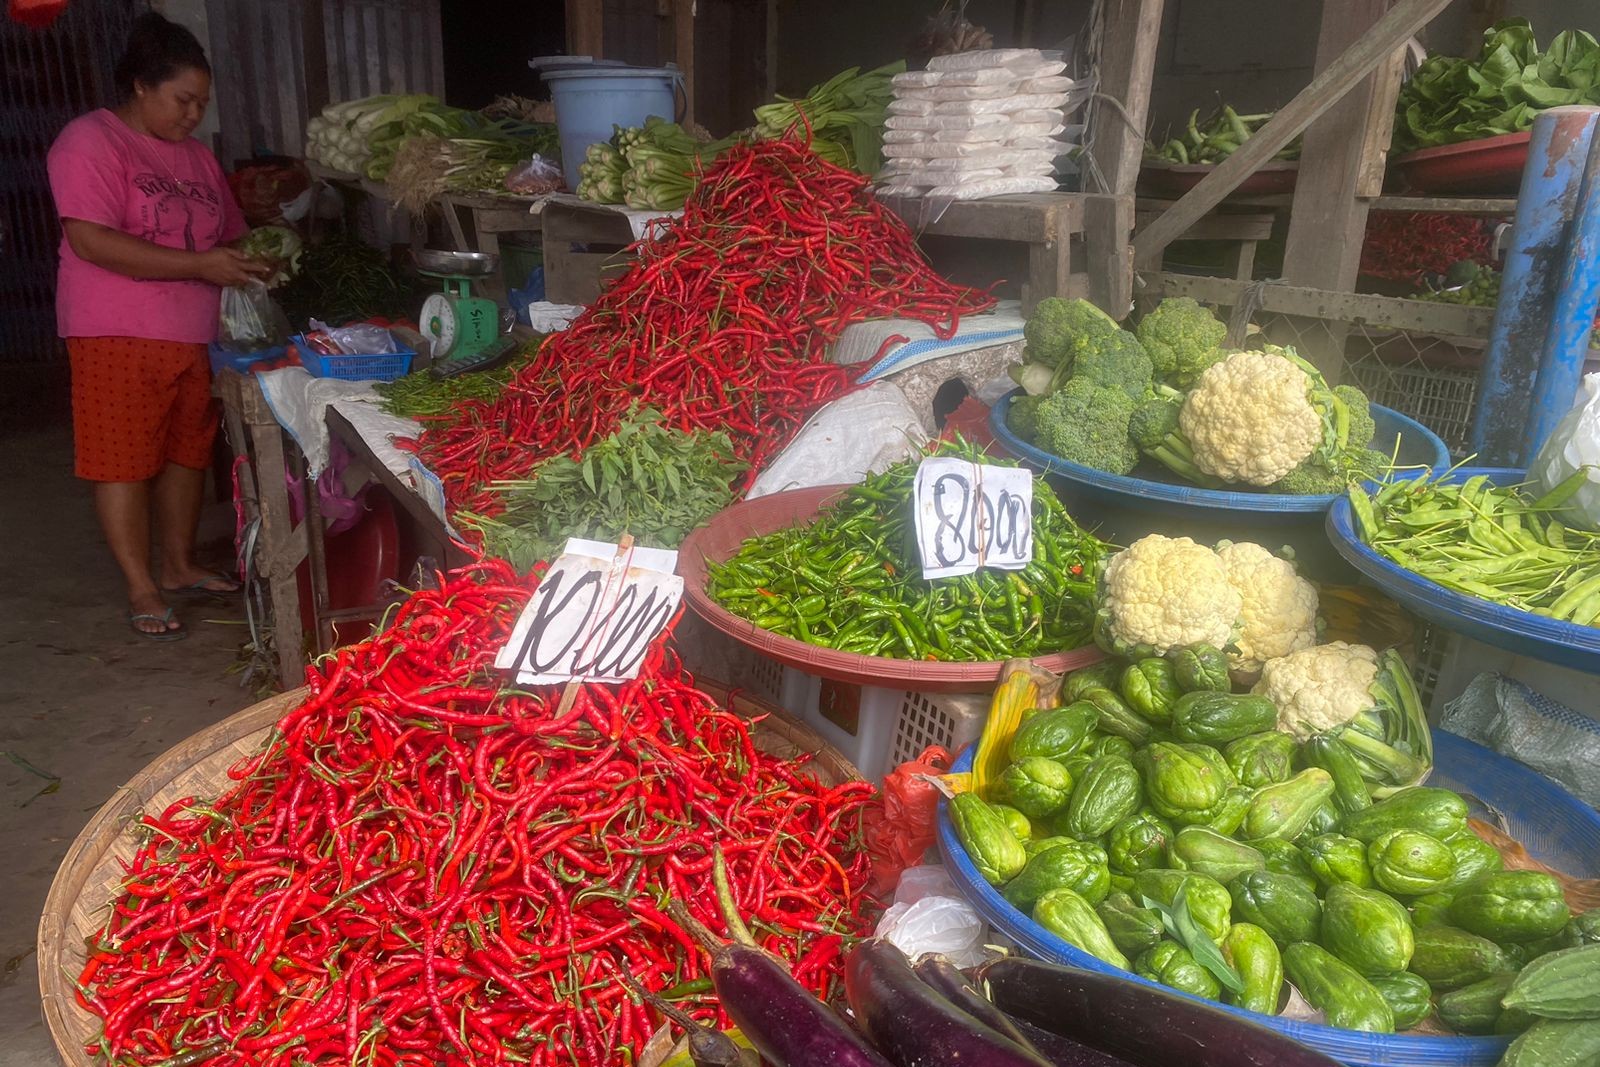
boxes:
[1359,210,1497,284]
[76,559,875,1066]
[410,137,994,516]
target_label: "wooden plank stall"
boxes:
[436,192,543,302]
[901,193,1089,313]
[540,198,648,305]
[1134,199,1276,280]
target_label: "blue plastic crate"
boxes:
[937,728,1600,1067]
[292,334,414,382]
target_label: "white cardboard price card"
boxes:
[913,457,1033,579]
[494,538,683,685]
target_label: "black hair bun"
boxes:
[114,12,210,99]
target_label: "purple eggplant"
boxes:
[1008,1016,1141,1067]
[978,957,1344,1067]
[666,853,892,1067]
[845,940,1061,1066]
[911,954,1048,1055]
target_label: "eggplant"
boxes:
[978,957,1343,1067]
[845,940,1058,1066]
[666,854,892,1067]
[1008,1016,1140,1067]
[618,970,744,1067]
[911,954,1047,1055]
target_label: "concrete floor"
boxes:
[0,427,253,1067]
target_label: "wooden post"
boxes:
[566,0,602,58]
[1278,0,1407,380]
[1132,0,1455,271]
[1281,0,1405,293]
[300,0,331,114]
[1083,0,1165,316]
[674,0,695,127]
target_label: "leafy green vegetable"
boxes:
[1395,19,1600,152]
[460,408,746,569]
[374,341,541,418]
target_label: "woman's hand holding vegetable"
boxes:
[195,245,270,286]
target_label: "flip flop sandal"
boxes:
[162,573,243,599]
[129,609,188,641]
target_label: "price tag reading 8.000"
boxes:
[912,457,1033,579]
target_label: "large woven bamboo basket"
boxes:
[38,680,859,1067]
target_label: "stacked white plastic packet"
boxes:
[877,48,1079,201]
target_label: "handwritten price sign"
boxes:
[913,457,1033,579]
[495,539,682,684]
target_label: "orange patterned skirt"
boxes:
[67,336,218,482]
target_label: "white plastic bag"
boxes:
[873,865,991,969]
[747,382,929,498]
[1530,372,1600,530]
[886,112,1009,131]
[925,176,1058,199]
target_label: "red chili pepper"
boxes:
[79,559,876,1065]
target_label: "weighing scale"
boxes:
[414,249,518,379]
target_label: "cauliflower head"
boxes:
[1216,541,1319,672]
[1253,641,1379,741]
[1097,534,1242,658]
[1179,350,1323,486]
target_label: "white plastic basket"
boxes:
[773,665,987,780]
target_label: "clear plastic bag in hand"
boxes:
[217,279,292,353]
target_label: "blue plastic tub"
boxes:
[988,390,1452,580]
[1327,466,1600,674]
[543,65,682,190]
[937,731,1600,1067]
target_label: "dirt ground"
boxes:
[0,426,255,1067]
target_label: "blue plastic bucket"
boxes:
[542,65,682,190]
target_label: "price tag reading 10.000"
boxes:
[494,539,683,685]
[912,457,1033,579]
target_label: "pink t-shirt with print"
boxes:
[48,108,247,344]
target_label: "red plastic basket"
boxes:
[677,485,1106,694]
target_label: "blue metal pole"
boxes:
[1528,114,1600,459]
[1469,106,1599,466]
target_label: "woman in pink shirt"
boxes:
[49,13,269,640]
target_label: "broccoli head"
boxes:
[1007,393,1045,440]
[1136,297,1228,388]
[1128,390,1223,488]
[1022,297,1121,370]
[1034,377,1140,475]
[1074,329,1154,400]
[1268,448,1390,495]
[1335,383,1376,448]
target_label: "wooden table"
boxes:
[215,370,323,690]
[539,198,643,305]
[899,192,1091,314]
[436,192,543,303]
[324,407,470,573]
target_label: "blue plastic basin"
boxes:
[938,730,1600,1067]
[987,390,1452,580]
[1327,466,1600,673]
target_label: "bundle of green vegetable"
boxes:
[272,231,410,329]
[1395,19,1600,153]
[753,61,903,175]
[1006,298,1387,494]
[238,225,302,288]
[458,407,746,570]
[374,340,540,418]
[707,441,1105,661]
[949,618,1598,1039]
[1350,467,1600,626]
[576,117,733,210]
[1148,106,1300,165]
[303,94,439,175]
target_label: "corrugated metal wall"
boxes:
[205,0,444,166]
[0,0,142,383]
